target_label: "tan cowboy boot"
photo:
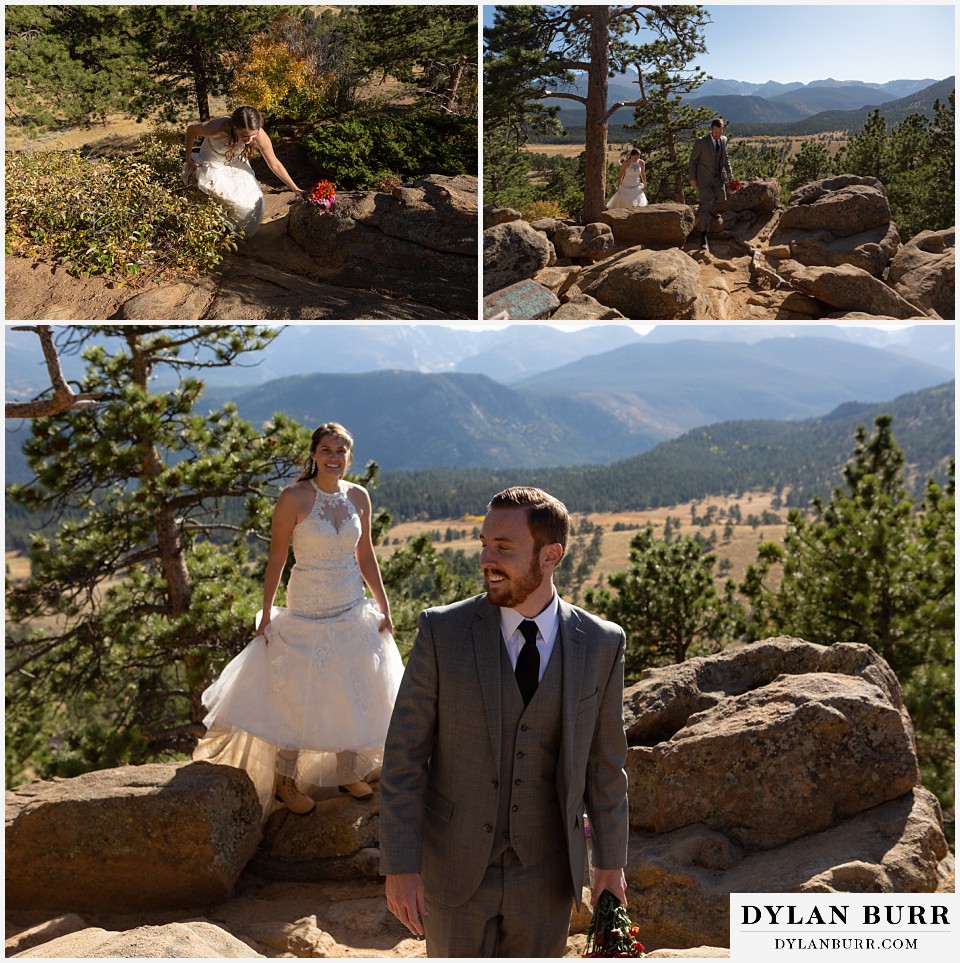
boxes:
[275,774,315,814]
[338,780,374,801]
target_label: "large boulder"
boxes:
[780,174,892,235]
[627,672,918,847]
[771,175,901,276]
[287,174,477,316]
[584,248,706,319]
[715,177,780,215]
[778,221,901,277]
[249,792,382,882]
[599,203,696,248]
[5,762,261,913]
[887,227,955,320]
[483,205,521,230]
[10,921,261,958]
[554,222,616,261]
[627,787,948,951]
[548,293,628,321]
[483,220,553,295]
[784,262,930,319]
[620,638,949,950]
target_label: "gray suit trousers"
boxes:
[696,176,726,234]
[423,847,572,957]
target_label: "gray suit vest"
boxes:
[491,634,565,867]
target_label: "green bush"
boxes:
[5,142,239,280]
[301,111,478,190]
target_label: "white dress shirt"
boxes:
[499,594,561,683]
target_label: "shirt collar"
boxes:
[500,593,560,643]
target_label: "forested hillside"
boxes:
[374,382,955,519]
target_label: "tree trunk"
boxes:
[582,6,611,225]
[126,334,193,619]
[444,55,467,113]
[189,5,209,120]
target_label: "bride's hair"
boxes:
[226,105,263,163]
[296,422,355,481]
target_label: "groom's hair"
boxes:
[488,487,569,551]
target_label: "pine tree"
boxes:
[485,5,709,223]
[6,326,309,779]
[585,525,741,678]
[4,5,147,127]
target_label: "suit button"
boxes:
[512,805,519,812]
[483,824,493,833]
[514,778,521,786]
[520,724,529,731]
[516,751,524,758]
[492,780,499,789]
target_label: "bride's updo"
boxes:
[226,105,263,163]
[297,422,355,481]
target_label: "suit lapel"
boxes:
[473,596,503,773]
[558,598,586,807]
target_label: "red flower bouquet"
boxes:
[583,891,645,958]
[728,178,744,193]
[307,179,336,212]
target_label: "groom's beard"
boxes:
[484,556,544,609]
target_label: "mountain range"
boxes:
[545,74,953,136]
[5,328,953,477]
[7,325,953,396]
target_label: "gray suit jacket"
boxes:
[379,594,629,908]
[689,132,731,185]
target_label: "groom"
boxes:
[689,117,733,252]
[379,486,629,957]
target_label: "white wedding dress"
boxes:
[193,480,404,816]
[184,135,265,236]
[607,161,648,209]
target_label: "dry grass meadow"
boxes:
[524,132,848,161]
[6,492,787,604]
[378,491,788,596]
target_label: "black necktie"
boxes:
[515,619,540,706]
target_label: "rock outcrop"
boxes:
[771,174,901,276]
[11,921,262,958]
[482,175,952,320]
[554,222,616,261]
[887,227,955,319]
[599,203,696,248]
[483,218,554,296]
[7,178,478,321]
[783,262,929,319]
[583,248,707,319]
[5,638,951,958]
[5,762,262,913]
[621,637,949,950]
[288,174,477,316]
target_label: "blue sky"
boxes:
[483,3,956,86]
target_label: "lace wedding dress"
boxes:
[607,161,648,209]
[184,135,265,235]
[193,480,404,816]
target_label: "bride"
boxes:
[607,148,648,210]
[193,422,404,817]
[183,105,304,236]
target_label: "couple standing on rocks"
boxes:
[194,424,631,957]
[608,117,735,254]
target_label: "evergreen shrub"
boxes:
[301,112,478,189]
